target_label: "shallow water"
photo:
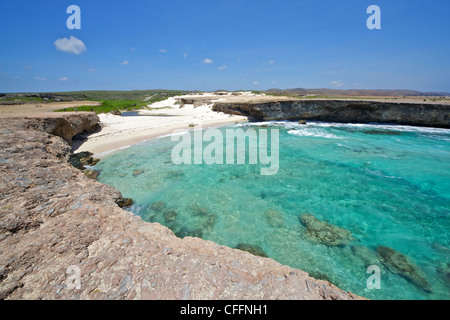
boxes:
[94,121,450,300]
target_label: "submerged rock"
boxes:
[200,213,217,233]
[132,169,144,176]
[83,169,100,180]
[376,246,433,293]
[436,262,450,288]
[299,214,354,246]
[151,201,166,212]
[163,209,177,223]
[264,209,285,228]
[308,270,335,285]
[235,243,268,258]
[175,227,203,239]
[189,204,209,216]
[166,170,185,179]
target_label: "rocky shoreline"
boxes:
[212,99,450,128]
[0,112,362,300]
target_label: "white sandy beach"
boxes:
[73,92,254,156]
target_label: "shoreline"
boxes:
[73,95,250,156]
[74,116,248,157]
[0,112,363,300]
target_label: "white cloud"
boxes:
[269,60,275,64]
[88,68,97,72]
[184,52,188,59]
[253,81,260,85]
[272,80,277,84]
[159,49,167,53]
[13,75,21,80]
[54,36,86,55]
[121,60,129,65]
[202,58,213,64]
[59,77,69,82]
[130,48,136,52]
[218,65,226,70]
[329,80,344,88]
[34,76,46,81]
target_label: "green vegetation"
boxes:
[55,99,152,114]
[48,90,191,114]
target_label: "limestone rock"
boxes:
[116,198,134,208]
[84,169,100,180]
[212,100,450,129]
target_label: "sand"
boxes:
[73,93,250,156]
[0,101,101,116]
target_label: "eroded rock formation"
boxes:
[212,100,450,128]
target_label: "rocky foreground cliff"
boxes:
[212,99,450,128]
[0,112,362,300]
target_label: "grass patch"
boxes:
[53,91,187,114]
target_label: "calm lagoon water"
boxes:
[94,121,450,300]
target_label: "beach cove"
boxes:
[1,93,449,300]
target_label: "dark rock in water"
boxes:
[151,201,166,212]
[235,243,268,258]
[175,227,203,239]
[68,151,93,169]
[376,246,433,293]
[133,169,144,176]
[308,270,334,285]
[264,209,285,228]
[298,120,307,125]
[116,197,133,208]
[190,204,209,216]
[436,262,450,288]
[200,214,217,233]
[299,214,354,246]
[166,170,185,179]
[89,158,100,166]
[83,169,100,179]
[163,209,177,223]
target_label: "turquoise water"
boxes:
[94,121,450,300]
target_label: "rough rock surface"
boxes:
[0,113,363,300]
[212,100,450,128]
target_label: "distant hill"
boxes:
[265,88,450,97]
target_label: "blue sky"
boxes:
[1,0,449,93]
